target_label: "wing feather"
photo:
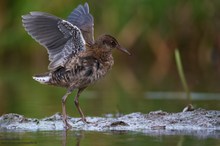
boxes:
[67,3,94,44]
[22,12,86,70]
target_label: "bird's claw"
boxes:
[77,118,91,124]
[63,120,72,130]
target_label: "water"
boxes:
[0,130,219,146]
[0,70,220,145]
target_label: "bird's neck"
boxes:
[99,50,113,62]
[87,45,113,62]
[83,46,114,71]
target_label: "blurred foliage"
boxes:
[0,0,220,117]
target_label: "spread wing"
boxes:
[67,3,94,45]
[22,12,86,70]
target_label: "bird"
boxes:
[22,3,130,129]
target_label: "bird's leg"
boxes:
[62,89,73,129]
[74,87,89,123]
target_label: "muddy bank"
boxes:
[0,108,219,138]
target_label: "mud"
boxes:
[0,108,219,138]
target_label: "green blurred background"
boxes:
[0,0,220,118]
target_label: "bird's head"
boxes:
[96,34,131,55]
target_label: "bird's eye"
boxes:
[110,41,116,47]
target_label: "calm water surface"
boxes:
[0,130,219,146]
[0,72,220,146]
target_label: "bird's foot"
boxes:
[77,118,91,124]
[63,119,72,130]
[64,122,72,130]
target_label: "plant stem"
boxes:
[174,48,192,101]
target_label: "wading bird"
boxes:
[22,3,130,129]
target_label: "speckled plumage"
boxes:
[22,3,130,129]
[49,39,115,88]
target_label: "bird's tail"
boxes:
[32,73,51,84]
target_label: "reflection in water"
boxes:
[0,130,219,146]
[177,136,184,146]
[62,131,67,146]
[62,131,83,146]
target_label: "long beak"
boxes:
[117,45,131,55]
